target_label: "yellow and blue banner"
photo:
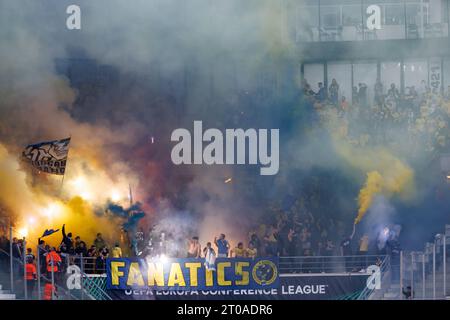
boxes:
[106,257,279,291]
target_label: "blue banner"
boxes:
[106,257,279,291]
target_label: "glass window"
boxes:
[353,62,378,105]
[304,64,324,93]
[321,5,341,28]
[405,3,428,39]
[342,4,362,26]
[363,0,405,40]
[443,59,450,94]
[296,1,319,42]
[385,4,405,25]
[327,62,352,103]
[381,61,401,94]
[319,4,342,41]
[404,60,428,90]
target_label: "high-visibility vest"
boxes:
[46,252,61,272]
[25,263,36,280]
[44,283,55,300]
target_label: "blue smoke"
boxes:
[106,201,146,232]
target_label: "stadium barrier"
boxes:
[278,255,385,274]
[1,218,449,300]
[399,225,450,300]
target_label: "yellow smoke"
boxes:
[320,108,416,224]
[345,146,415,224]
[354,171,383,224]
[0,142,133,249]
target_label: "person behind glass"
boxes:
[329,78,339,106]
[340,96,349,114]
[445,85,450,101]
[374,78,384,106]
[214,234,230,258]
[358,83,368,108]
[315,82,327,102]
[352,86,359,105]
[387,83,400,102]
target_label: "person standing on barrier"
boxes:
[214,234,230,258]
[187,237,201,258]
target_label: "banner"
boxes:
[22,137,71,175]
[107,274,370,300]
[106,257,279,291]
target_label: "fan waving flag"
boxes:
[22,137,71,175]
[40,228,60,239]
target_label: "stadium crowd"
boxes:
[1,77,445,297]
[300,77,450,154]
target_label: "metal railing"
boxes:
[0,247,79,300]
[61,254,110,300]
[399,228,449,300]
[70,256,106,274]
[82,274,110,300]
[278,255,386,274]
[357,254,391,300]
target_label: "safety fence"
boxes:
[0,217,111,300]
[278,254,386,274]
[1,214,449,300]
[399,225,450,300]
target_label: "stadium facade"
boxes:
[292,0,450,103]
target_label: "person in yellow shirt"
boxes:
[112,243,122,258]
[359,234,369,254]
[231,242,246,258]
[245,242,257,259]
[358,234,369,271]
